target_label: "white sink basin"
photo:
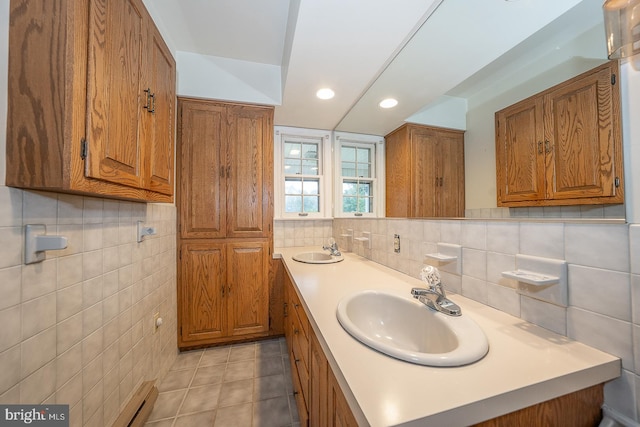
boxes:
[292,251,344,264]
[336,290,489,366]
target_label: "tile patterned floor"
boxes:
[145,337,300,427]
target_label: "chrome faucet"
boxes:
[411,266,461,316]
[322,238,341,256]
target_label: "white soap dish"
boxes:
[425,253,457,262]
[502,270,559,286]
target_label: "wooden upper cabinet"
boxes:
[146,24,177,196]
[6,0,175,202]
[495,61,623,207]
[386,124,465,218]
[177,99,274,239]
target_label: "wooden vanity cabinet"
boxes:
[176,98,275,349]
[385,124,465,218]
[284,272,358,427]
[495,60,623,207]
[6,0,175,202]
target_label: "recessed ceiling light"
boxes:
[379,98,398,109]
[316,88,335,100]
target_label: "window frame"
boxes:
[274,126,333,219]
[334,132,385,218]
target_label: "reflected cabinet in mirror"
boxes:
[495,60,623,208]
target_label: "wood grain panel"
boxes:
[86,0,146,188]
[177,100,227,239]
[411,127,437,217]
[385,126,411,217]
[436,130,465,217]
[309,330,328,427]
[179,243,225,344]
[495,97,545,204]
[6,0,68,189]
[545,64,616,200]
[146,22,175,195]
[226,105,274,238]
[226,241,269,336]
[473,384,603,427]
[328,369,359,427]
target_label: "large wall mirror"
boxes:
[334,0,625,221]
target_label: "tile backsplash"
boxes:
[276,217,640,422]
[0,186,178,427]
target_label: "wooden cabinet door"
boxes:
[434,130,465,217]
[309,331,328,427]
[145,24,175,196]
[544,64,619,201]
[86,0,147,189]
[226,241,270,336]
[328,369,358,427]
[178,100,228,239]
[410,127,438,217]
[179,242,226,344]
[495,97,546,205]
[226,105,274,238]
[385,126,412,217]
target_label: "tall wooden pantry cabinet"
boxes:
[385,124,465,218]
[176,98,275,349]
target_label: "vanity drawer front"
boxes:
[291,310,310,371]
[290,355,309,426]
[289,288,309,339]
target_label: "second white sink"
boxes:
[292,251,344,264]
[336,289,489,366]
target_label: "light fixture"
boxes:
[603,0,640,59]
[379,98,398,109]
[316,88,335,100]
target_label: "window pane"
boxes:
[344,197,359,212]
[357,164,371,178]
[341,146,356,162]
[341,162,356,177]
[284,142,301,158]
[285,195,302,212]
[302,143,318,159]
[284,159,301,175]
[302,179,319,195]
[302,160,319,175]
[284,178,302,194]
[358,182,371,196]
[357,148,371,163]
[357,197,373,213]
[342,182,357,196]
[303,196,319,212]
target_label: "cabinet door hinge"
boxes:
[80,138,88,160]
[612,73,617,85]
[179,248,182,260]
[615,177,620,188]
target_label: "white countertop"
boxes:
[276,247,621,427]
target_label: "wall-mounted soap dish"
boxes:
[354,231,371,249]
[425,243,461,275]
[25,224,68,264]
[501,270,559,286]
[502,254,568,307]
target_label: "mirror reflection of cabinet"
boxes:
[385,124,465,218]
[495,61,623,207]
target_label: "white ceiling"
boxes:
[146,0,606,136]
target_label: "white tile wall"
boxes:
[0,187,177,427]
[329,217,640,422]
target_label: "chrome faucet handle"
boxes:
[420,265,441,288]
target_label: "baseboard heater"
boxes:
[112,380,158,427]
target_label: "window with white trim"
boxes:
[334,133,385,217]
[274,127,332,218]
